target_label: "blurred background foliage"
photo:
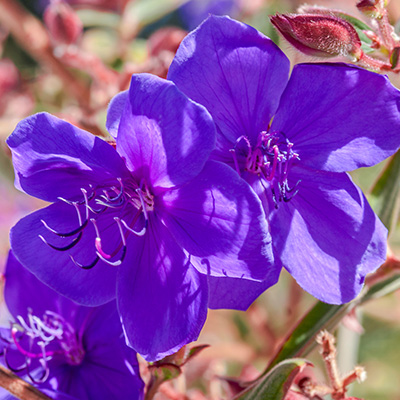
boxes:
[0,0,399,399]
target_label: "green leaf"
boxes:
[369,151,400,233]
[148,363,181,381]
[334,13,372,32]
[390,47,400,69]
[260,271,400,379]
[235,359,310,400]
[184,344,210,365]
[264,302,351,374]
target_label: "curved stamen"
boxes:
[267,145,279,181]
[4,346,28,373]
[99,178,124,203]
[229,149,241,176]
[91,219,126,266]
[95,197,125,209]
[41,197,88,238]
[57,187,95,206]
[11,329,59,360]
[27,357,50,384]
[39,232,82,251]
[70,254,99,270]
[121,219,147,237]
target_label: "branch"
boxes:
[0,365,53,400]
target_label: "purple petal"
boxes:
[4,251,79,320]
[168,15,290,161]
[271,63,400,172]
[10,201,121,306]
[160,161,278,282]
[207,275,275,310]
[53,340,143,400]
[268,166,387,304]
[6,113,130,202]
[105,90,128,138]
[116,74,215,189]
[117,218,208,361]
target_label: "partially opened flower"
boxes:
[168,16,400,304]
[8,73,277,360]
[0,251,144,400]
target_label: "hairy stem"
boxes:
[0,365,52,400]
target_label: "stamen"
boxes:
[99,178,124,203]
[268,145,279,181]
[27,358,50,384]
[229,149,241,176]
[70,254,99,270]
[121,217,147,237]
[91,218,126,266]
[11,328,58,359]
[39,232,82,251]
[41,197,88,238]
[4,346,28,373]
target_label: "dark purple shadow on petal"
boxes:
[271,63,400,172]
[116,74,216,189]
[266,166,386,304]
[168,15,290,161]
[117,218,208,361]
[7,113,129,202]
[160,161,277,282]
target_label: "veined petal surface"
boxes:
[117,217,208,361]
[117,74,215,189]
[268,166,387,304]
[168,15,290,162]
[7,113,130,202]
[271,63,400,172]
[10,202,121,306]
[207,275,276,310]
[160,161,276,281]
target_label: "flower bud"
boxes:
[270,13,363,60]
[44,1,83,46]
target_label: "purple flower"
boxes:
[168,16,400,304]
[8,73,277,360]
[0,251,144,400]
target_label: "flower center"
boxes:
[231,130,301,208]
[39,177,154,269]
[1,310,84,383]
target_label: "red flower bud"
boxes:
[44,1,83,46]
[270,13,363,60]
